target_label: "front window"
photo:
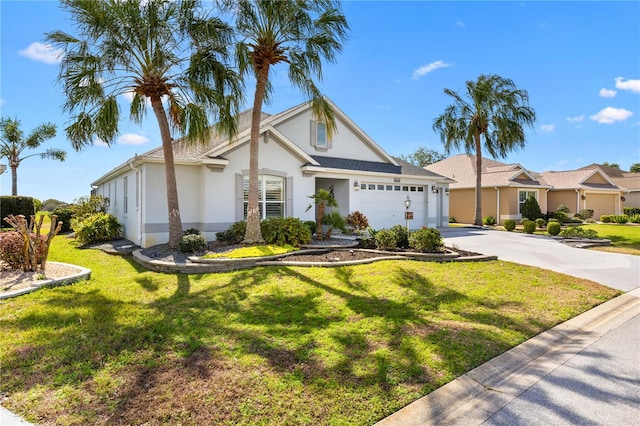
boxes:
[243,175,285,220]
[123,176,128,214]
[316,122,327,148]
[519,190,537,214]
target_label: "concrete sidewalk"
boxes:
[376,287,640,425]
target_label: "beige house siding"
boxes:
[623,192,640,209]
[449,189,475,224]
[548,190,578,214]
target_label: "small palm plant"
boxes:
[306,188,338,240]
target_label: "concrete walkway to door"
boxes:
[440,226,640,292]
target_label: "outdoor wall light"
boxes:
[432,185,439,194]
[445,188,450,195]
[581,195,586,200]
[621,196,626,202]
[353,180,359,191]
[404,195,411,209]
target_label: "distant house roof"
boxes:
[425,154,547,189]
[577,163,640,192]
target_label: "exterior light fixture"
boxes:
[581,195,586,200]
[353,180,359,191]
[404,195,411,233]
[432,185,439,194]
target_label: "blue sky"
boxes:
[1,0,639,203]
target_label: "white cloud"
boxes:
[412,60,451,80]
[18,42,63,64]
[117,133,149,145]
[541,124,555,132]
[566,115,585,123]
[0,98,5,106]
[590,107,633,124]
[455,20,465,27]
[93,138,109,147]
[599,88,617,98]
[615,77,640,94]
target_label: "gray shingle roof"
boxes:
[310,155,400,174]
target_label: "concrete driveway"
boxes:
[440,226,640,292]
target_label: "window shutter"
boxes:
[286,177,293,217]
[235,173,243,222]
[310,119,317,147]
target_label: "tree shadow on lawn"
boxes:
[0,260,587,424]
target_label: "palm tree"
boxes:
[0,117,65,196]
[47,0,241,248]
[230,0,349,244]
[433,74,536,226]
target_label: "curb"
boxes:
[375,287,640,425]
[0,262,91,300]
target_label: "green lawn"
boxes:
[581,223,640,255]
[0,236,619,425]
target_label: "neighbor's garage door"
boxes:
[360,183,426,230]
[586,193,616,219]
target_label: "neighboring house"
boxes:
[91,98,453,248]
[426,154,632,224]
[578,164,640,210]
[425,154,550,225]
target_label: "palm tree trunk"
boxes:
[474,135,483,226]
[150,96,183,249]
[10,164,17,196]
[243,65,270,245]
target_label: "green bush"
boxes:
[521,196,543,220]
[523,220,536,234]
[71,195,109,220]
[260,217,312,247]
[408,228,444,253]
[216,221,246,244]
[483,216,496,226]
[184,228,201,236]
[42,199,66,212]
[504,219,516,231]
[600,215,613,223]
[346,211,369,231]
[547,221,561,236]
[555,211,569,223]
[630,214,640,224]
[548,218,559,223]
[535,218,546,228]
[578,209,594,220]
[321,211,347,239]
[0,231,46,269]
[557,204,570,213]
[304,221,317,236]
[52,206,74,233]
[0,196,36,227]
[559,227,598,239]
[374,229,398,251]
[389,224,409,249]
[448,216,456,223]
[179,234,206,253]
[584,218,597,224]
[72,213,122,245]
[623,207,640,216]
[612,214,629,224]
[32,198,42,213]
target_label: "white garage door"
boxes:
[359,183,427,230]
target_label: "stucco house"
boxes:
[91,99,453,248]
[426,154,629,224]
[578,164,640,210]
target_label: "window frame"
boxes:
[518,190,538,214]
[243,175,286,220]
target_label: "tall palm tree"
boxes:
[47,0,241,248]
[0,117,65,196]
[230,0,349,244]
[433,74,536,226]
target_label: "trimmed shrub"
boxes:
[179,234,206,253]
[521,196,542,220]
[600,215,613,223]
[555,211,569,223]
[623,207,640,216]
[578,209,594,220]
[548,218,559,223]
[523,220,536,234]
[42,199,66,212]
[374,229,398,251]
[216,221,246,244]
[52,206,73,233]
[613,214,629,224]
[504,219,516,231]
[390,224,409,249]
[560,227,598,239]
[449,216,456,223]
[71,195,109,220]
[260,217,312,247]
[584,218,597,224]
[184,228,201,236]
[547,221,561,236]
[409,228,443,253]
[557,204,570,213]
[630,214,640,224]
[72,213,122,245]
[346,211,369,231]
[535,218,546,228]
[0,231,47,269]
[304,221,317,236]
[483,216,496,226]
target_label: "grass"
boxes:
[0,236,620,425]
[204,244,299,259]
[580,223,640,255]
